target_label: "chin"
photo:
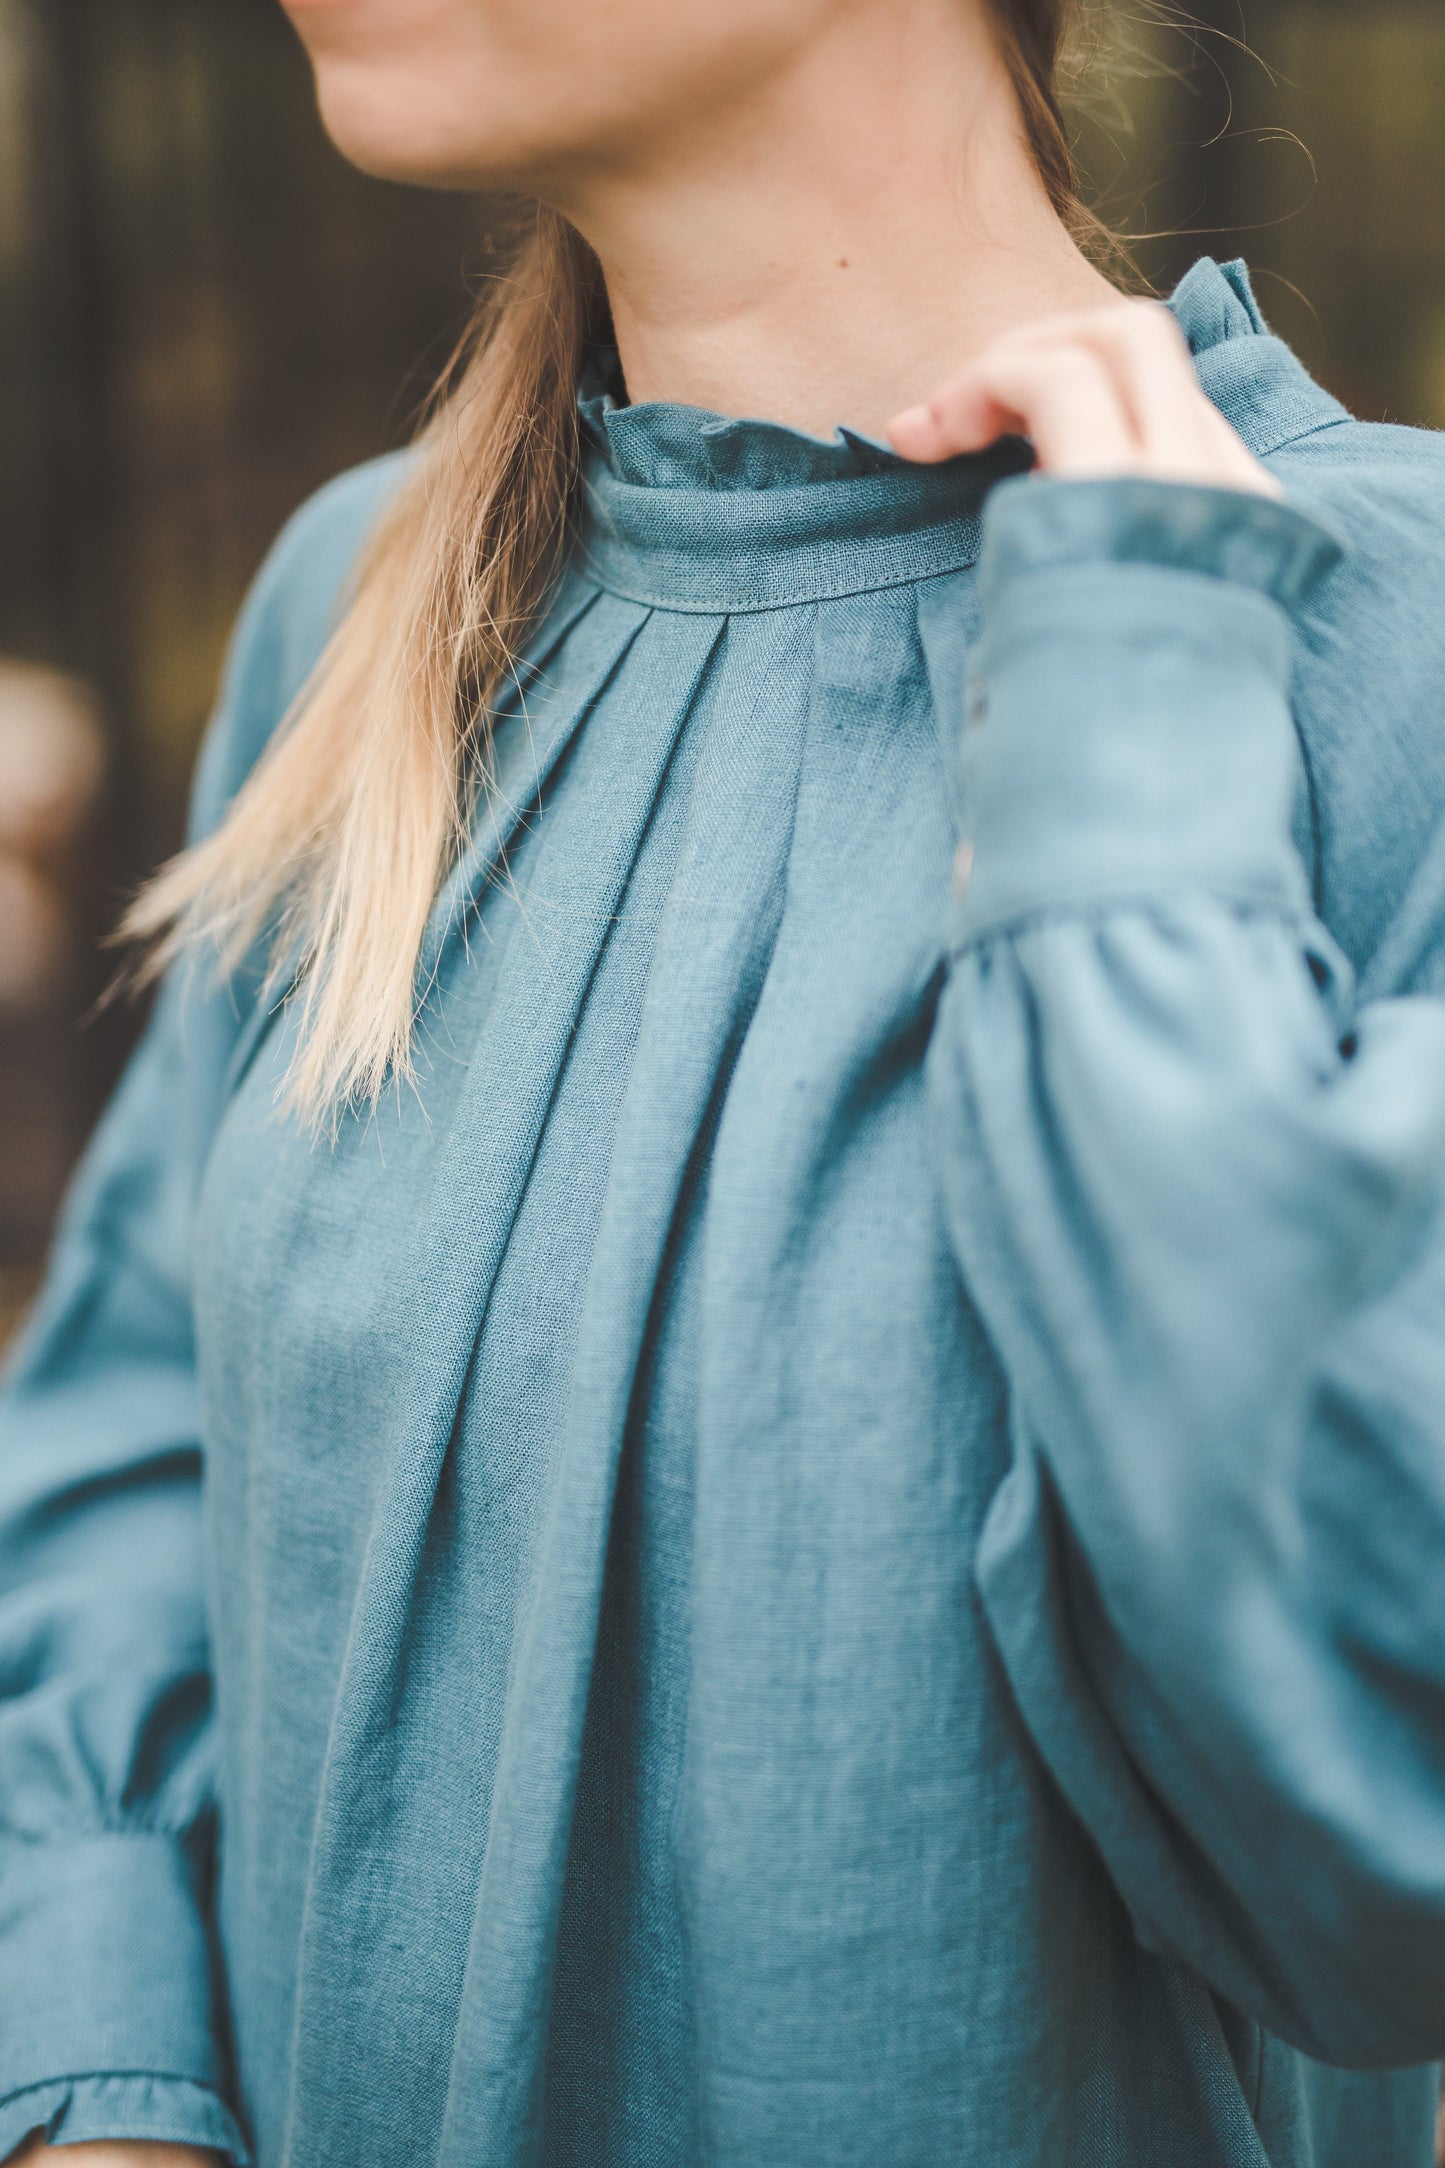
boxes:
[311,85,468,187]
[310,61,536,190]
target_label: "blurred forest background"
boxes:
[1,0,1444,1343]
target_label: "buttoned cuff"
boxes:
[0,1835,233,2126]
[948,476,1343,949]
[0,2073,249,2165]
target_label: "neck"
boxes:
[550,0,1118,438]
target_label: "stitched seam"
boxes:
[0,2072,230,2100]
[948,889,1315,957]
[573,543,982,614]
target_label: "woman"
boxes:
[5,0,1445,2162]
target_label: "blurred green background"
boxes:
[1,0,1443,1339]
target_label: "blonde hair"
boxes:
[125,7,1101,1124]
[124,209,604,1119]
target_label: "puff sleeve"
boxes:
[932,474,1445,2069]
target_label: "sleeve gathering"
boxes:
[0,466,398,2156]
[931,473,1445,2068]
[0,2074,249,2165]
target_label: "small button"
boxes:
[951,839,975,901]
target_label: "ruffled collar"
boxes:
[573,258,1345,613]
[579,358,933,494]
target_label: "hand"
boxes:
[6,2143,222,2166]
[887,298,1283,500]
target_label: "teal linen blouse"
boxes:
[3,258,1445,2167]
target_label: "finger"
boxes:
[1084,310,1281,494]
[956,300,1210,452]
[890,343,1140,474]
[1197,397,1286,497]
[1068,302,1217,461]
[889,305,1282,496]
[994,305,1284,494]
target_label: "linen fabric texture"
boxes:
[2,260,1445,2166]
